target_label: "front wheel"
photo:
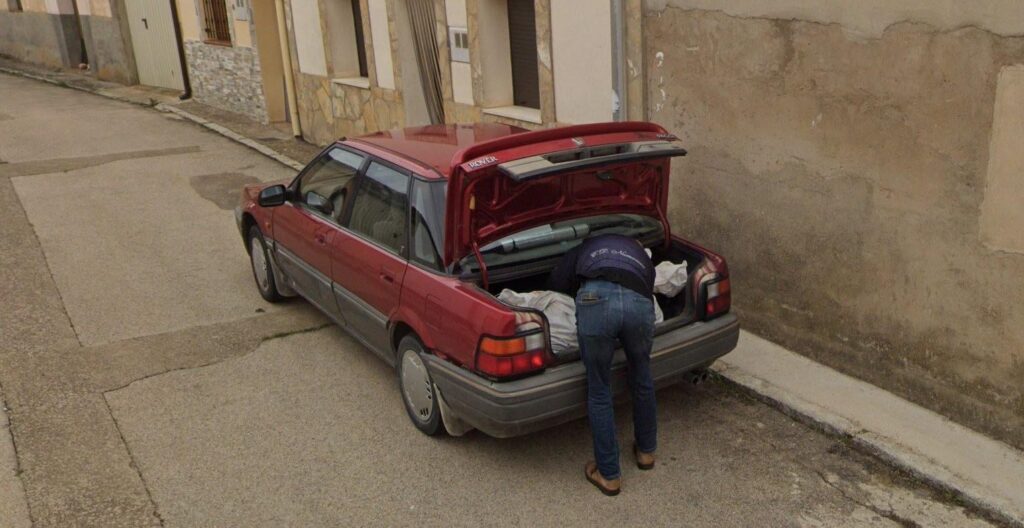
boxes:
[248,226,284,303]
[397,336,444,436]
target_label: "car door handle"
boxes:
[380,271,395,283]
[314,234,327,245]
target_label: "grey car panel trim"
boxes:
[332,282,388,327]
[276,246,341,318]
[424,313,739,438]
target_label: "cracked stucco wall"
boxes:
[644,3,1024,449]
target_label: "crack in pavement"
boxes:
[0,380,34,527]
[99,321,331,396]
[812,468,921,528]
[101,395,165,527]
[0,146,201,179]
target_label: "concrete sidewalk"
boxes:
[718,331,1024,527]
[2,58,1021,526]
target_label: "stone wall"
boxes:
[645,4,1024,448]
[293,73,405,145]
[185,40,268,123]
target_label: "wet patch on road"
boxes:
[0,145,201,178]
[190,172,260,210]
[0,112,12,121]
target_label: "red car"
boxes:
[235,121,738,437]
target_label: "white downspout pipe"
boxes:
[275,0,302,137]
[611,0,627,121]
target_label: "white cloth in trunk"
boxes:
[654,260,688,297]
[498,289,578,354]
[497,288,664,355]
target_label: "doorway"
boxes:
[123,0,184,90]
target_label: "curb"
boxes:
[713,357,1024,528]
[154,104,305,172]
[0,66,160,108]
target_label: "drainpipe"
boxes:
[610,0,627,121]
[168,0,192,100]
[275,0,302,137]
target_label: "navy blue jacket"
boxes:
[549,234,655,297]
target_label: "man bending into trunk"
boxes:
[549,234,657,496]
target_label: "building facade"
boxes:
[281,0,644,144]
[0,0,138,84]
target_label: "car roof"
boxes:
[346,123,527,179]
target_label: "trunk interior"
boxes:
[470,239,706,361]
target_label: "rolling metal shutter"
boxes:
[506,0,539,109]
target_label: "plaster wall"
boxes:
[367,0,393,89]
[644,4,1024,448]
[291,0,327,76]
[175,0,200,41]
[550,0,611,123]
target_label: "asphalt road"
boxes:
[0,73,1002,527]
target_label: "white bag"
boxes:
[645,249,688,298]
[498,289,578,355]
[654,260,688,297]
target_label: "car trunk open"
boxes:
[460,236,705,363]
[443,122,687,266]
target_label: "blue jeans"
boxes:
[576,279,657,480]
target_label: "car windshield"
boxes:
[461,213,664,272]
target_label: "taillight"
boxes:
[704,276,731,319]
[475,311,549,378]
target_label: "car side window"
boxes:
[346,161,410,254]
[296,147,365,222]
[410,179,446,270]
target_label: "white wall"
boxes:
[324,0,361,77]
[291,0,327,76]
[452,62,473,104]
[551,0,612,123]
[367,0,394,89]
[476,0,512,107]
[445,0,473,104]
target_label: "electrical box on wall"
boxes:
[234,0,250,21]
[449,27,469,63]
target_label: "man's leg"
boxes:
[621,294,657,455]
[577,282,622,480]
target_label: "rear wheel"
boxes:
[397,336,444,436]
[248,226,284,303]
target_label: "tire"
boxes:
[247,226,284,303]
[397,335,444,436]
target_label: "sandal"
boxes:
[584,461,621,496]
[633,444,655,470]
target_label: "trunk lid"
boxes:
[443,122,686,265]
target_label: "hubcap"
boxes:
[401,349,433,423]
[250,237,270,292]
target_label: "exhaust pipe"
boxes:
[684,368,710,385]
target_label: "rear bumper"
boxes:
[424,313,740,438]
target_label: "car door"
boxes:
[273,147,365,322]
[329,160,411,359]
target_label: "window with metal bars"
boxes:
[201,0,232,45]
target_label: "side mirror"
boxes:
[305,192,334,216]
[258,185,287,207]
